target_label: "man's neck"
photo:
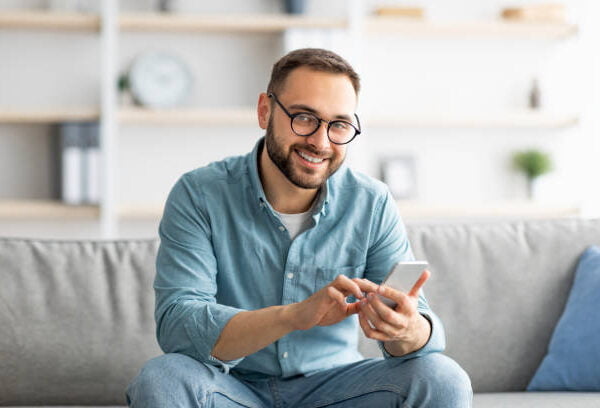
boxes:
[259,146,319,214]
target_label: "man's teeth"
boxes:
[298,150,324,164]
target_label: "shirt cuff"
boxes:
[378,310,446,360]
[184,302,245,372]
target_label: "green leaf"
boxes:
[512,150,553,180]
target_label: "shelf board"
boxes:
[366,111,578,129]
[119,107,256,125]
[0,12,577,39]
[0,11,100,31]
[0,108,576,129]
[119,13,346,32]
[0,200,100,219]
[397,200,580,219]
[118,204,164,220]
[366,17,578,39]
[0,108,100,124]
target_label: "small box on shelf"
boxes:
[501,3,566,23]
[373,6,424,19]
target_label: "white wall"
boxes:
[0,0,597,239]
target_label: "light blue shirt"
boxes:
[154,138,445,380]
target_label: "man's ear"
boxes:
[257,93,271,130]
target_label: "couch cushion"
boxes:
[474,392,600,408]
[528,246,600,391]
[0,239,162,406]
[403,218,600,392]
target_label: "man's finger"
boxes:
[346,301,362,316]
[377,284,405,306]
[331,275,364,300]
[365,293,404,327]
[352,278,379,293]
[361,297,400,334]
[326,286,349,310]
[408,269,431,298]
[358,311,392,342]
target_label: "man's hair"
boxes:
[266,48,360,96]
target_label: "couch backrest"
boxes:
[405,218,600,392]
[2,219,599,404]
[0,239,161,406]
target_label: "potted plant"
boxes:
[512,149,553,200]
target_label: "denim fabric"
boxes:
[127,353,472,407]
[154,138,445,379]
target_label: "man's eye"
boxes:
[332,121,350,130]
[295,114,316,123]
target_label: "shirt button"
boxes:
[287,272,294,279]
[282,352,289,359]
[278,226,286,232]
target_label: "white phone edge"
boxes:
[378,261,429,308]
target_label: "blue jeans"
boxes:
[126,353,472,407]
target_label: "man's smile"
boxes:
[295,148,329,168]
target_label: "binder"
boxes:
[59,122,101,205]
[60,123,84,205]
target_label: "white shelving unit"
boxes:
[0,4,583,234]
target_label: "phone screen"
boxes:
[378,261,429,308]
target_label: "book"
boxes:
[60,123,84,205]
[83,122,101,204]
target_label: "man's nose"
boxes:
[305,120,330,151]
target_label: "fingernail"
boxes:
[367,293,374,300]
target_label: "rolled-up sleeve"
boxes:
[154,174,245,372]
[364,190,446,360]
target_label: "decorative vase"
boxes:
[284,0,306,14]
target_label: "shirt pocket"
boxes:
[314,263,366,292]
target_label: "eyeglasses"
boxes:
[268,93,361,145]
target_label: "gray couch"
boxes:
[1,218,599,407]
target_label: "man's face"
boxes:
[264,67,358,190]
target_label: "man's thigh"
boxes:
[126,353,268,408]
[277,353,472,408]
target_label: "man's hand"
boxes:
[358,270,432,356]
[287,275,369,331]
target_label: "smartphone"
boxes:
[377,261,429,308]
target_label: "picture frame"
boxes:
[380,156,417,199]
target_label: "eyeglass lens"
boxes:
[291,113,356,144]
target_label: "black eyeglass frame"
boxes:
[268,93,361,145]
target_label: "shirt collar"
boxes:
[246,137,331,218]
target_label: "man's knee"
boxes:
[126,353,216,407]
[406,353,472,406]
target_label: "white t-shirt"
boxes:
[275,190,323,240]
[276,209,314,240]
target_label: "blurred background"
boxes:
[0,0,598,239]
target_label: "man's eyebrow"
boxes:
[288,103,354,122]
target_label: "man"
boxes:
[127,48,472,407]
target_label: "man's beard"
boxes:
[264,119,344,190]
